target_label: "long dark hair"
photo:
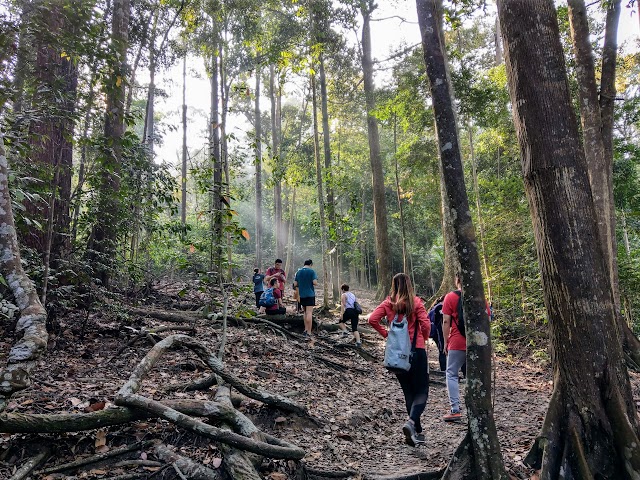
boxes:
[389,273,415,317]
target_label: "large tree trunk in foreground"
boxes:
[361,3,391,299]
[498,2,640,478]
[0,134,48,406]
[416,1,507,478]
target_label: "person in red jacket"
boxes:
[369,273,431,447]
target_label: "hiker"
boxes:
[368,273,430,447]
[338,284,362,347]
[293,259,318,339]
[427,295,447,371]
[264,277,286,315]
[252,268,265,309]
[265,259,286,296]
[442,273,488,422]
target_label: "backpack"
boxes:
[353,301,363,315]
[383,314,419,372]
[259,288,277,307]
[428,302,443,339]
[454,291,466,338]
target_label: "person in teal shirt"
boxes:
[294,259,318,339]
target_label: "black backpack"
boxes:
[454,290,466,338]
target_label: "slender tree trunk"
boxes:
[181,53,188,226]
[210,36,223,277]
[499,2,640,478]
[270,65,284,258]
[361,3,391,299]
[469,124,491,300]
[125,7,152,116]
[393,113,408,273]
[311,73,329,309]
[318,53,340,303]
[417,1,507,478]
[88,0,131,286]
[254,67,263,268]
[285,189,296,280]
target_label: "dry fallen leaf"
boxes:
[212,458,223,468]
[85,401,106,412]
[95,445,110,453]
[95,430,107,448]
[69,397,82,407]
[269,473,287,480]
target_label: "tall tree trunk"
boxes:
[181,53,188,227]
[0,133,48,405]
[27,1,78,261]
[499,1,640,477]
[417,1,507,478]
[125,6,152,116]
[269,65,284,258]
[210,36,223,277]
[88,0,131,286]
[311,73,330,309]
[254,67,263,268]
[393,113,409,274]
[361,3,391,299]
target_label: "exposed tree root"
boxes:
[153,443,219,480]
[360,468,445,480]
[39,441,153,474]
[441,431,474,480]
[115,334,305,459]
[524,381,640,479]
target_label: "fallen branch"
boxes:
[9,445,51,480]
[154,443,219,480]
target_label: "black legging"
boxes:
[395,348,429,433]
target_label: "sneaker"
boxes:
[355,341,362,348]
[443,411,462,422]
[413,432,426,445]
[341,331,350,337]
[402,420,417,447]
[302,331,311,340]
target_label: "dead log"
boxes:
[153,443,219,480]
[0,135,48,404]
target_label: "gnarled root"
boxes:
[525,381,640,479]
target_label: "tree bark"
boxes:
[0,134,48,405]
[27,0,78,260]
[417,1,507,478]
[254,66,263,268]
[311,73,330,309]
[87,0,131,286]
[181,52,188,226]
[270,65,285,259]
[499,1,640,477]
[318,53,340,304]
[361,2,391,299]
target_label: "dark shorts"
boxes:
[300,296,315,307]
[341,308,360,332]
